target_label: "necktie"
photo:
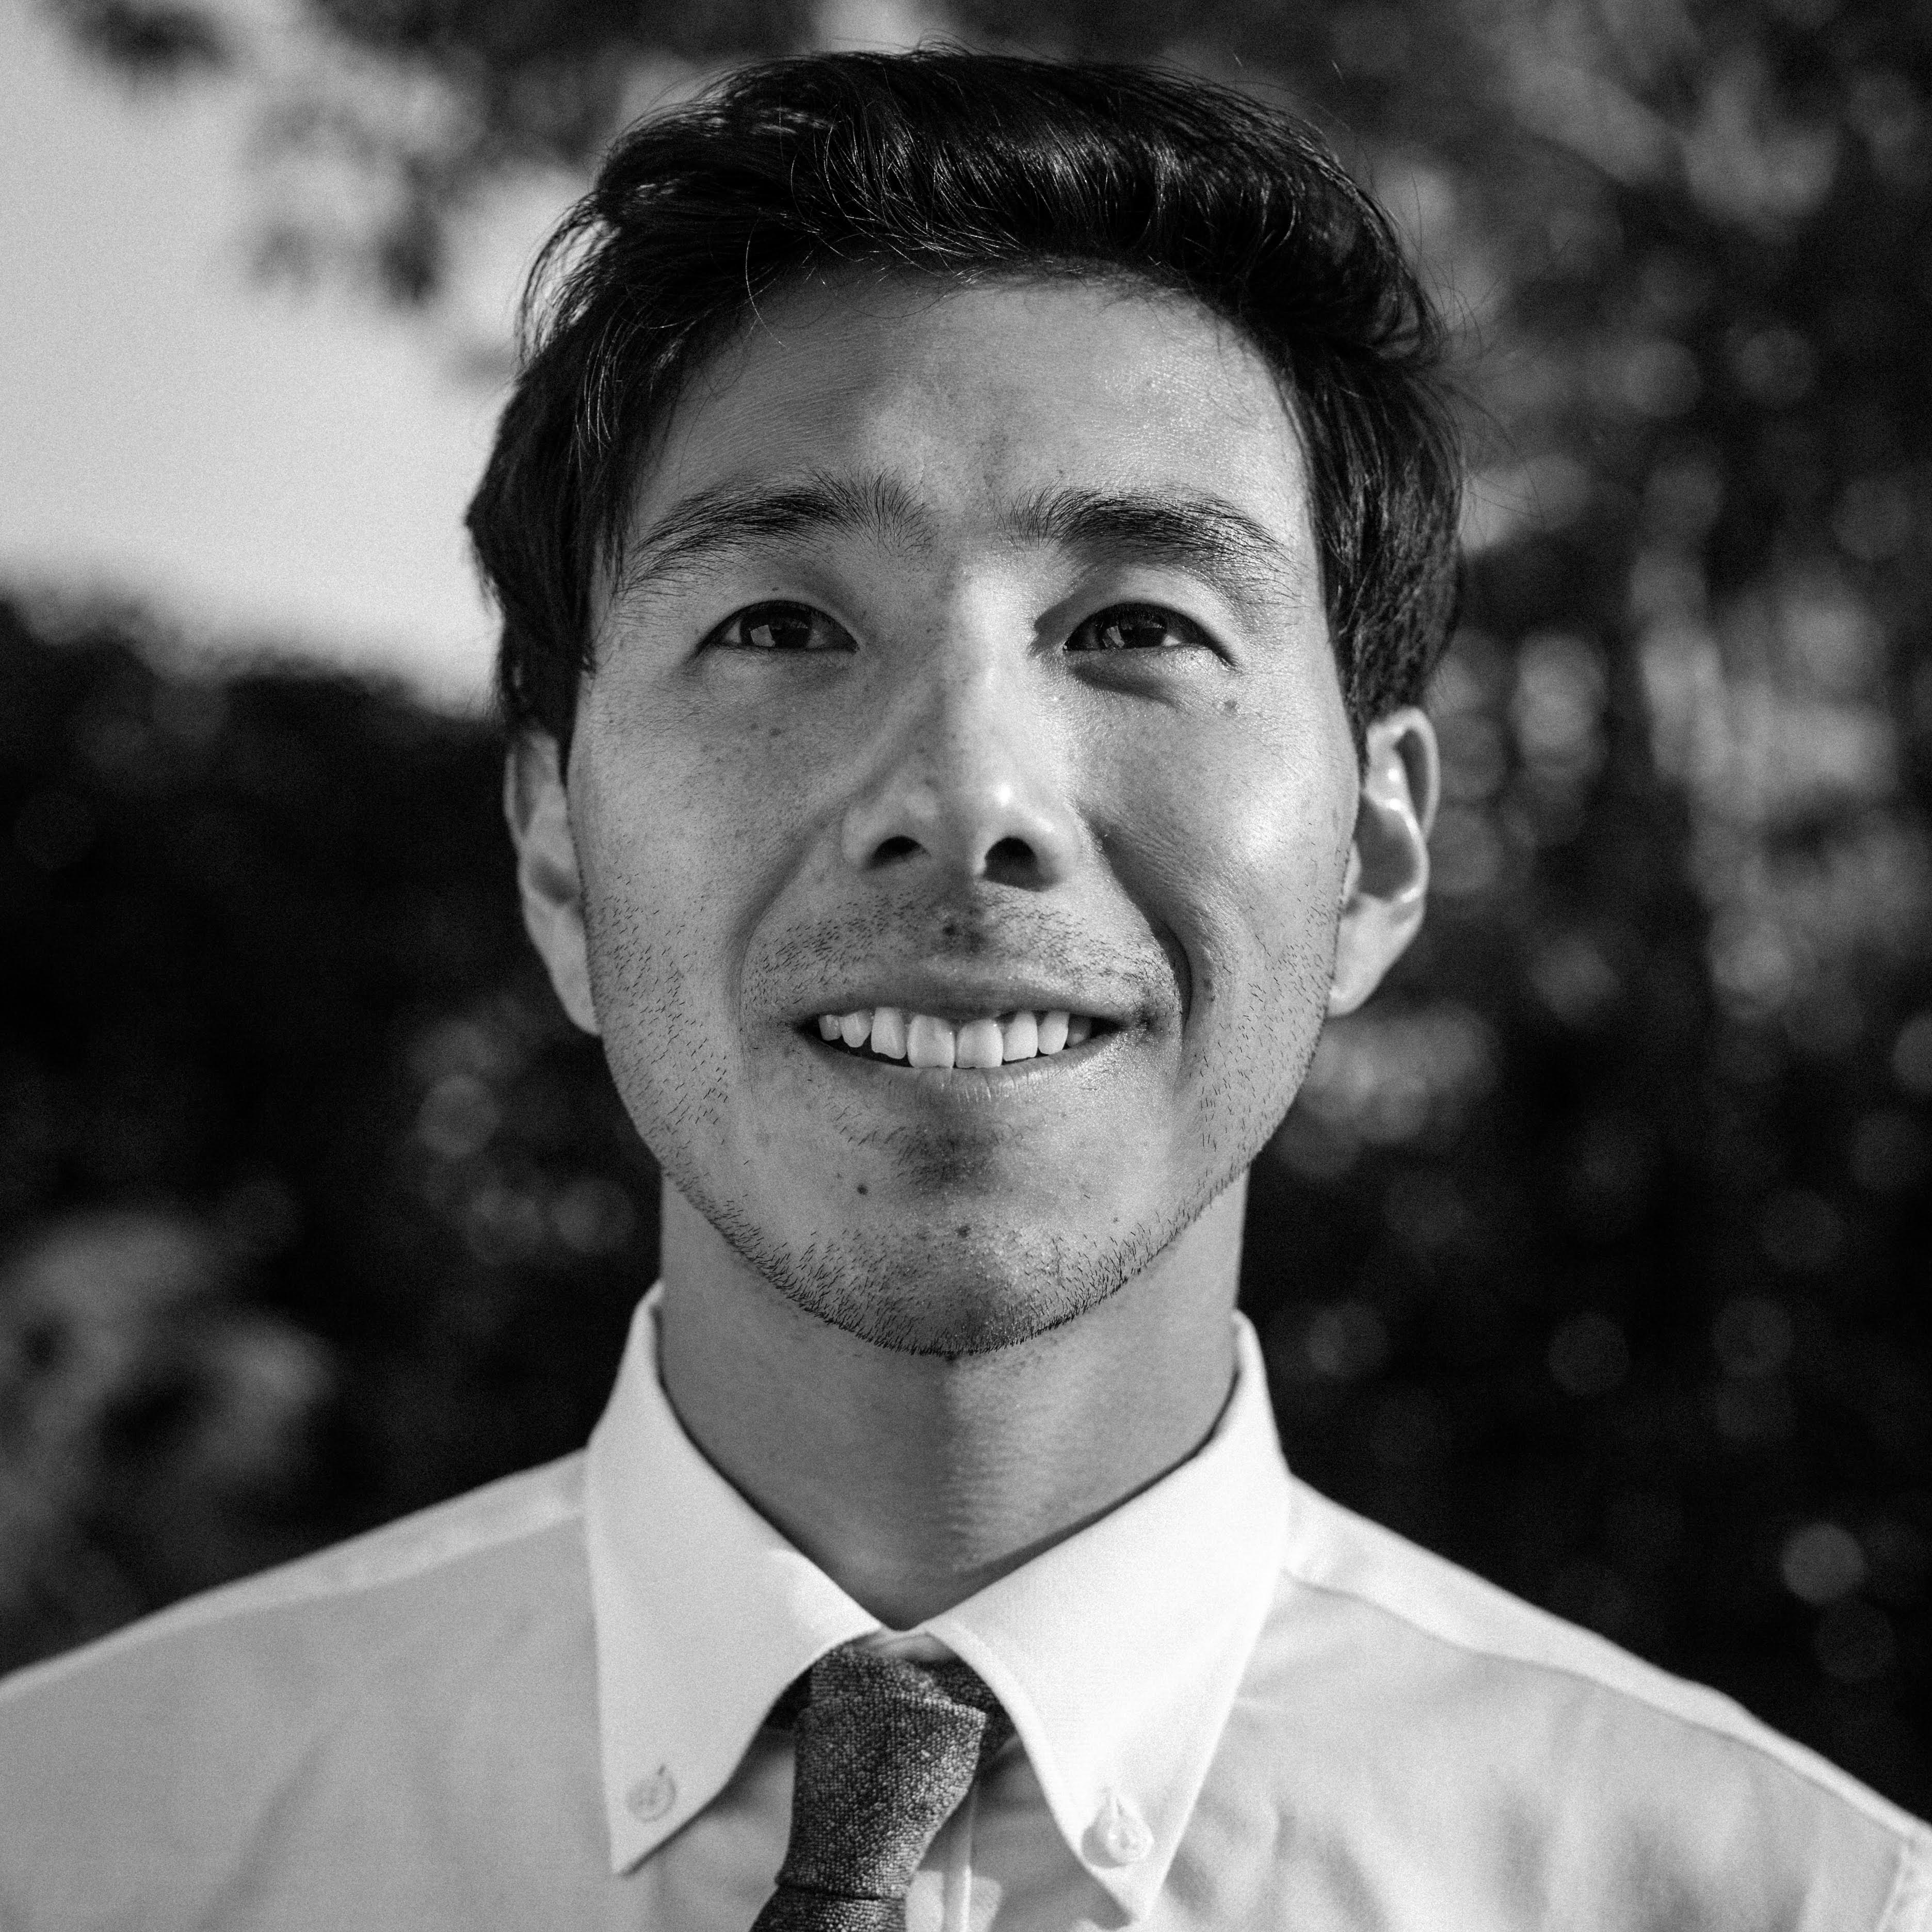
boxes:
[751,1642,1015,1931]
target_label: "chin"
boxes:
[700,1187,1208,1358]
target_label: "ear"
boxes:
[504,732,600,1035]
[1329,706,1439,1018]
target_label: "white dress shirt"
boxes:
[1,1286,1926,1930]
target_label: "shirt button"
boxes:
[626,1767,677,1822]
[1088,1791,1153,1867]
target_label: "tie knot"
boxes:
[751,1643,1013,1932]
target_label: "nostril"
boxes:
[983,836,1038,885]
[870,834,922,867]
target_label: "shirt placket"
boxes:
[906,1775,980,1932]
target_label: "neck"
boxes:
[654,1179,1246,1629]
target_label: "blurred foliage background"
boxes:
[6,0,1930,1813]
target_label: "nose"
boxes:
[840,647,1079,890]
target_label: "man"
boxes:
[1,50,1925,1932]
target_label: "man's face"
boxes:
[539,272,1367,1354]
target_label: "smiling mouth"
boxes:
[808,1006,1108,1069]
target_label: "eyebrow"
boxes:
[1008,485,1311,608]
[609,473,924,604]
[609,471,1310,613]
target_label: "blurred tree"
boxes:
[0,599,656,1660]
[24,0,1932,1814]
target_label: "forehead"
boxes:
[625,270,1314,555]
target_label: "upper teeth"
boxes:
[814,1007,1096,1067]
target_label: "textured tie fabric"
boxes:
[750,1643,1015,1932]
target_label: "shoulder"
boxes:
[1,1450,587,1710]
[0,1454,596,1926]
[1234,1477,1932,1929]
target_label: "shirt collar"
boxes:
[584,1285,1291,1921]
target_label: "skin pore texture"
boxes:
[508,271,1437,1625]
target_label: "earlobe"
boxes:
[1328,706,1439,1017]
[504,732,600,1036]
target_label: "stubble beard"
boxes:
[652,973,1331,1358]
[588,869,1341,1359]
[673,1156,1237,1357]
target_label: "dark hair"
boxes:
[468,51,1461,761]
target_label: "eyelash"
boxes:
[702,600,1213,656]
[1066,604,1214,654]
[704,603,854,653]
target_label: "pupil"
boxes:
[753,610,809,649]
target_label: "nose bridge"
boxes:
[840,606,1075,885]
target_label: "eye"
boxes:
[1067,604,1214,654]
[704,602,854,653]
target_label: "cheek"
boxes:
[1100,707,1355,1024]
[573,685,819,990]
[567,722,737,1054]
[1227,766,1353,984]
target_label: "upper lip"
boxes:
[791,970,1141,1029]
